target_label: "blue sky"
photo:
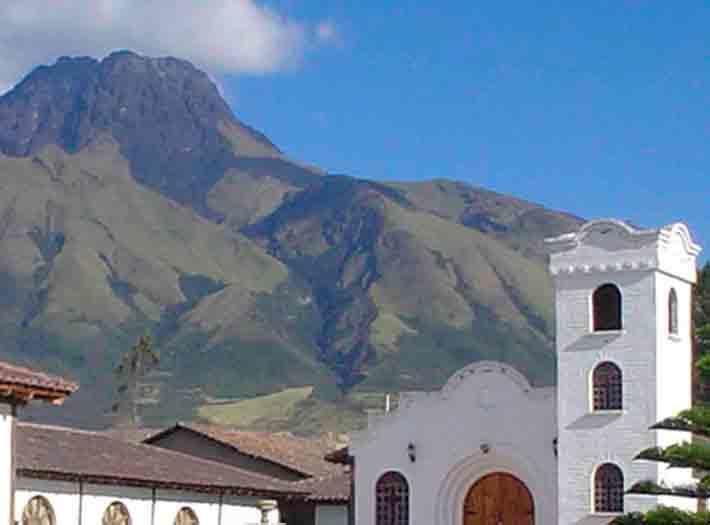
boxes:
[0,2,706,260]
[224,2,709,261]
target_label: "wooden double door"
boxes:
[463,473,534,525]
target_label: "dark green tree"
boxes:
[697,263,710,356]
[112,334,159,426]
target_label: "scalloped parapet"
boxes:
[545,219,702,284]
[355,360,554,442]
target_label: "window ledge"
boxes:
[589,409,624,416]
[590,512,624,517]
[589,329,625,336]
[668,334,682,342]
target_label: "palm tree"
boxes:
[113,334,159,426]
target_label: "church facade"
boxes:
[348,219,702,525]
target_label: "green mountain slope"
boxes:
[0,52,582,433]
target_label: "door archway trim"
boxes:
[434,444,555,525]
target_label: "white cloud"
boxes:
[0,0,331,93]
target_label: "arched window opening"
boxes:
[593,362,622,411]
[593,284,622,331]
[22,496,55,525]
[376,471,409,525]
[175,508,199,525]
[594,464,624,513]
[668,288,679,335]
[103,502,131,525]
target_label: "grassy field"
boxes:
[197,386,314,427]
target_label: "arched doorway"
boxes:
[463,472,534,525]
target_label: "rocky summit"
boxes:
[0,51,581,433]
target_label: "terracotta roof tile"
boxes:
[296,468,352,503]
[16,422,306,497]
[0,360,77,402]
[146,424,343,478]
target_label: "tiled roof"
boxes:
[145,424,343,478]
[16,422,307,497]
[0,360,77,403]
[296,468,352,503]
[324,446,352,465]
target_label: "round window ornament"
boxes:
[22,496,55,525]
[103,502,131,525]
[175,507,199,525]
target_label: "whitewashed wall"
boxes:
[351,362,557,525]
[1,403,14,525]
[550,220,700,524]
[314,505,347,525]
[15,476,281,525]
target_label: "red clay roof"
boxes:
[0,360,77,403]
[296,468,352,503]
[324,446,352,465]
[145,424,343,478]
[16,422,306,497]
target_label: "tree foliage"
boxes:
[112,334,159,426]
[613,507,710,524]
[698,263,710,355]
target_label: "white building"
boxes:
[0,362,309,525]
[14,421,303,525]
[1,361,352,525]
[345,219,702,525]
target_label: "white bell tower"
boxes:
[547,219,702,523]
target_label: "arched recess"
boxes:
[435,445,555,525]
[592,284,622,331]
[22,496,55,525]
[376,471,409,525]
[594,463,624,513]
[592,362,623,411]
[463,472,534,525]
[668,288,679,335]
[175,507,199,525]
[103,502,131,525]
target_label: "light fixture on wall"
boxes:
[480,443,490,455]
[407,442,416,462]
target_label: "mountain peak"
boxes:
[0,50,280,213]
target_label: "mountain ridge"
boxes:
[0,52,581,433]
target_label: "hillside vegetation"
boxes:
[0,51,582,433]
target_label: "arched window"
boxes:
[103,502,131,525]
[593,284,622,331]
[174,508,199,525]
[668,288,678,335]
[376,471,409,525]
[22,496,55,525]
[593,362,622,411]
[594,464,624,513]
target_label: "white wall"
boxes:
[550,220,700,524]
[1,403,14,525]
[15,476,281,525]
[315,505,347,525]
[655,271,693,489]
[555,270,662,524]
[351,361,557,525]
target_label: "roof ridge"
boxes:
[18,421,99,434]
[19,422,305,489]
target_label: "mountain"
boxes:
[0,52,581,433]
